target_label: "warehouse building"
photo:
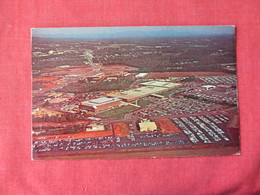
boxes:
[80,97,121,112]
[109,81,182,102]
[140,81,181,88]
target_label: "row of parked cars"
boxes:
[131,96,218,119]
[172,114,231,144]
[199,75,237,85]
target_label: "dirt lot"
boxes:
[113,122,131,136]
[33,76,60,82]
[33,130,113,141]
[43,64,136,77]
[32,121,92,127]
[154,118,182,133]
[33,76,60,89]
[101,64,137,74]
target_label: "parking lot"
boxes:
[128,96,227,119]
[183,87,238,105]
[199,75,237,85]
[171,114,231,144]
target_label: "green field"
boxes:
[137,98,150,107]
[97,105,137,120]
[159,87,181,97]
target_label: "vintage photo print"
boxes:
[32,26,239,160]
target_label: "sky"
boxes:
[32,26,235,39]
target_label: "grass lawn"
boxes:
[97,105,137,120]
[159,87,181,97]
[137,98,150,107]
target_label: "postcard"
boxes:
[32,26,240,160]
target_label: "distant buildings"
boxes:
[106,76,118,81]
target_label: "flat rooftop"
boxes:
[82,97,120,107]
[139,120,157,131]
[141,81,181,88]
[87,73,104,77]
[135,73,148,78]
[109,84,181,101]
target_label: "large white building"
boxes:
[109,81,182,102]
[80,97,121,112]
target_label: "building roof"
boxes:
[86,124,105,131]
[109,82,181,101]
[202,85,216,88]
[81,97,120,107]
[135,73,148,78]
[201,85,216,89]
[141,81,181,88]
[87,73,104,78]
[109,86,165,100]
[139,120,157,131]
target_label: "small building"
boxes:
[124,73,130,77]
[201,85,216,90]
[48,50,55,55]
[86,124,105,132]
[86,73,104,81]
[106,76,118,81]
[135,73,148,78]
[139,119,157,132]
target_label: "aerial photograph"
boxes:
[32,26,240,160]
